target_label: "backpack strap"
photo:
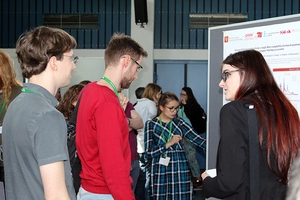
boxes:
[70,85,89,125]
[245,103,260,200]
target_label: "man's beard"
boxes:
[120,73,133,89]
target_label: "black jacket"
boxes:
[202,100,286,200]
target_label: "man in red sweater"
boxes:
[76,33,148,200]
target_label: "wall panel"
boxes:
[161,0,168,48]
[285,0,292,15]
[292,0,299,14]
[175,0,183,49]
[168,1,175,49]
[154,0,161,48]
[154,0,300,50]
[0,0,299,49]
[0,0,131,49]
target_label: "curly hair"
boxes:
[0,50,22,108]
[57,84,84,120]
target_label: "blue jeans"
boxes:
[77,187,114,200]
[135,153,151,200]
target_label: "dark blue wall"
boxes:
[0,0,299,49]
[0,0,131,49]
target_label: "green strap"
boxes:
[21,88,41,95]
[159,117,173,143]
[101,76,120,101]
[0,101,6,116]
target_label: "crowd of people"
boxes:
[0,25,300,200]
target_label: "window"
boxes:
[189,14,247,29]
[43,14,98,29]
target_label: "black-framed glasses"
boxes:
[166,106,180,112]
[131,57,143,73]
[221,69,243,82]
[180,93,187,96]
[64,54,79,64]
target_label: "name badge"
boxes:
[0,126,2,134]
[159,156,170,166]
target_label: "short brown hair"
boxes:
[16,26,77,78]
[104,33,148,68]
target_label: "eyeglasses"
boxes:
[131,57,143,73]
[221,69,243,82]
[166,106,180,112]
[64,54,79,64]
[180,93,187,96]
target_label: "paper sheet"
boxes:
[206,168,217,177]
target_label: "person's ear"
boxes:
[48,56,58,71]
[159,105,164,112]
[121,55,132,70]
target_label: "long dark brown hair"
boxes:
[57,84,84,120]
[223,49,300,184]
[181,87,199,108]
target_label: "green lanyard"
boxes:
[101,76,120,101]
[1,88,40,116]
[0,101,6,116]
[159,117,173,143]
[21,88,41,95]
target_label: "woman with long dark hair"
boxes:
[201,49,300,199]
[180,87,206,136]
[178,87,206,184]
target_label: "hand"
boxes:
[171,135,182,145]
[181,98,186,105]
[119,93,129,110]
[201,172,210,180]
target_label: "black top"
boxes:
[183,103,206,134]
[202,100,286,200]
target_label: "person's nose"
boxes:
[133,73,138,80]
[219,79,225,88]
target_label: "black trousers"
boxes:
[0,166,4,183]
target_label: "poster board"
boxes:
[207,14,300,171]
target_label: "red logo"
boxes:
[280,30,291,34]
[257,32,262,38]
[224,36,228,43]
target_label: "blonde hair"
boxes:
[142,83,161,102]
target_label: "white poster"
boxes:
[223,21,300,112]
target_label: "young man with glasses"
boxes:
[76,33,147,200]
[2,26,77,200]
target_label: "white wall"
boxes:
[128,0,155,102]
